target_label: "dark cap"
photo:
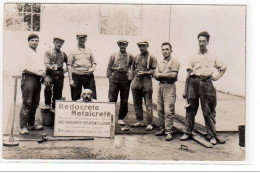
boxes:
[53,37,65,42]
[28,33,39,42]
[117,40,128,44]
[76,34,87,38]
[137,40,149,46]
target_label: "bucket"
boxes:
[238,125,245,147]
[41,109,55,126]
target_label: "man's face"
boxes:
[77,37,87,45]
[81,92,92,102]
[138,44,148,54]
[54,39,64,50]
[28,38,39,49]
[118,43,128,52]
[161,45,172,58]
[198,36,208,51]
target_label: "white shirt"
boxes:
[187,51,226,76]
[20,46,45,75]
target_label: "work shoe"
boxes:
[41,104,51,110]
[155,130,165,136]
[210,137,217,145]
[180,133,191,141]
[27,125,44,130]
[117,120,125,126]
[19,128,29,135]
[165,134,173,141]
[131,121,145,127]
[145,124,153,131]
[216,137,226,144]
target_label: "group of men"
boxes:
[19,31,226,145]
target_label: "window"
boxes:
[99,5,142,36]
[4,3,41,31]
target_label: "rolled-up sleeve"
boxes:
[170,59,180,72]
[187,56,193,71]
[67,51,75,66]
[215,57,226,71]
[90,50,96,65]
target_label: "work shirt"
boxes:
[107,51,134,77]
[44,48,68,70]
[188,50,226,76]
[131,52,157,91]
[68,46,96,75]
[20,46,45,74]
[155,56,180,82]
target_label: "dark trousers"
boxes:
[108,72,131,120]
[185,76,217,138]
[131,89,153,124]
[70,73,97,101]
[19,73,42,128]
[44,73,64,108]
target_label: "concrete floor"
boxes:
[2,75,245,160]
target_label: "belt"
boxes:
[160,81,175,84]
[191,75,212,82]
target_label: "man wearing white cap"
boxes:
[68,34,97,101]
[43,37,68,109]
[107,40,134,125]
[131,40,158,131]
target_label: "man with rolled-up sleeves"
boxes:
[43,37,68,109]
[131,40,157,131]
[180,31,227,145]
[67,34,97,101]
[19,33,45,135]
[154,42,180,141]
[107,40,134,125]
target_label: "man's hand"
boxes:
[86,68,95,75]
[137,71,150,77]
[51,64,58,70]
[211,76,217,81]
[44,76,52,86]
[69,80,75,87]
[154,73,161,79]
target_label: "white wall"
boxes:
[170,5,246,97]
[3,4,246,97]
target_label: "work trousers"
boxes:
[185,76,217,138]
[109,72,131,120]
[157,83,176,134]
[19,73,42,128]
[131,89,153,124]
[70,73,97,101]
[44,70,64,108]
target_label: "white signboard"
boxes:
[54,101,115,137]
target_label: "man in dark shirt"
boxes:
[107,40,134,125]
[131,40,158,131]
[43,37,68,109]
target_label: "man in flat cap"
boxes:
[131,40,158,131]
[68,34,97,101]
[107,40,134,125]
[19,33,46,135]
[180,31,227,145]
[42,37,68,109]
[154,42,180,141]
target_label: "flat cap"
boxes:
[53,37,65,42]
[137,40,149,46]
[117,40,128,44]
[76,34,88,38]
[28,33,39,41]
